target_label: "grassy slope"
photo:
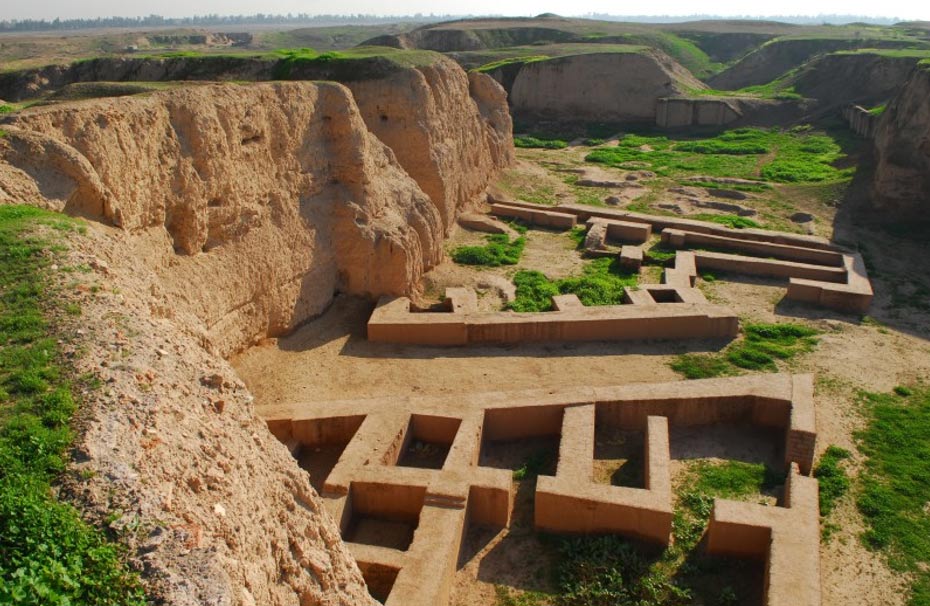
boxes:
[0,206,144,605]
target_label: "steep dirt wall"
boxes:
[508,51,706,124]
[0,55,512,234]
[789,53,920,109]
[870,65,930,218]
[346,60,513,229]
[56,227,376,606]
[0,78,510,356]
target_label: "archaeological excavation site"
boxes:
[2,11,930,606]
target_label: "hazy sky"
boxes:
[2,0,927,21]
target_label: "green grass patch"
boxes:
[726,323,818,371]
[0,205,145,605]
[670,322,818,378]
[690,214,760,229]
[686,180,772,193]
[586,127,852,184]
[509,258,638,312]
[669,354,732,379]
[868,104,887,116]
[688,460,780,499]
[814,445,852,517]
[642,241,677,266]
[0,104,13,114]
[856,386,930,603]
[474,55,548,73]
[451,234,526,267]
[514,135,568,149]
[567,226,587,249]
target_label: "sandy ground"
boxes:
[232,148,930,606]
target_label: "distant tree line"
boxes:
[0,13,455,33]
[0,12,910,33]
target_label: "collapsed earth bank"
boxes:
[0,59,512,605]
[871,63,930,219]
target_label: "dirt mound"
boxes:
[0,63,511,358]
[509,50,706,124]
[786,52,923,110]
[871,65,930,219]
[363,26,578,52]
[708,38,919,90]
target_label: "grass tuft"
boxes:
[452,234,526,267]
[670,322,818,378]
[814,445,852,517]
[669,354,731,379]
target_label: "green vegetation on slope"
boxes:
[452,234,526,267]
[832,48,930,59]
[0,206,144,606]
[473,55,549,73]
[857,386,930,605]
[586,127,852,184]
[509,258,638,312]
[670,322,818,379]
[270,46,438,78]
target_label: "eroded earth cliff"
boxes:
[870,64,930,219]
[507,51,706,124]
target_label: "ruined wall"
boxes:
[0,77,512,356]
[656,98,742,128]
[843,105,879,138]
[508,51,706,124]
[655,96,811,129]
[870,65,930,218]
